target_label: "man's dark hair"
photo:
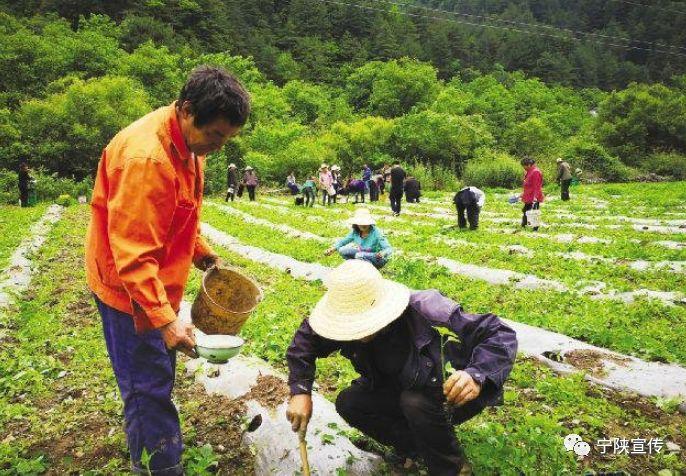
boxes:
[520,157,535,166]
[393,160,400,166]
[179,66,251,127]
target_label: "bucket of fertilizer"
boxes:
[191,266,263,335]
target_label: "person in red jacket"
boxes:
[520,157,544,231]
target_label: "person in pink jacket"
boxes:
[319,164,334,206]
[520,157,544,231]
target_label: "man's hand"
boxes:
[160,319,197,358]
[443,370,481,407]
[286,394,313,434]
[324,247,336,256]
[375,252,383,260]
[197,254,221,271]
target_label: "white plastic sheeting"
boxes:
[200,221,686,399]
[0,205,63,309]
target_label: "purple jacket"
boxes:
[287,290,518,407]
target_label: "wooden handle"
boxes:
[299,433,311,476]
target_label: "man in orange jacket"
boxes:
[85,66,250,474]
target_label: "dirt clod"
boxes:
[245,374,290,409]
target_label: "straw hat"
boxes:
[556,157,563,163]
[309,260,411,341]
[245,166,253,171]
[331,165,340,171]
[229,163,237,168]
[320,163,329,170]
[347,208,376,226]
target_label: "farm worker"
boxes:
[324,208,392,269]
[347,177,366,203]
[362,163,372,193]
[404,176,421,203]
[243,166,258,201]
[556,158,573,201]
[18,162,32,207]
[85,66,250,474]
[520,157,544,231]
[285,260,517,476]
[453,186,485,230]
[301,176,317,207]
[389,161,407,216]
[286,171,299,195]
[319,164,334,206]
[331,165,342,203]
[225,163,238,202]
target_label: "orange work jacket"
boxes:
[85,103,215,332]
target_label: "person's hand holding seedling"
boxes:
[286,394,313,434]
[443,370,481,406]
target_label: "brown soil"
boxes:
[564,349,629,377]
[205,267,260,313]
[245,374,290,409]
[177,376,254,475]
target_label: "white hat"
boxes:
[309,260,411,341]
[331,165,340,171]
[320,163,329,170]
[556,157,563,163]
[347,208,376,226]
[229,163,237,168]
[245,165,253,171]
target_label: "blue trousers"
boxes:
[95,297,183,475]
[339,246,388,269]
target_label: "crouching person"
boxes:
[285,260,518,476]
[324,208,392,269]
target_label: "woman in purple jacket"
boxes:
[285,260,517,475]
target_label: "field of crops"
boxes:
[1,182,685,474]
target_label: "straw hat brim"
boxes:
[347,216,376,226]
[309,280,410,341]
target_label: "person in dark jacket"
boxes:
[389,161,406,216]
[225,163,238,201]
[243,166,258,201]
[286,260,517,476]
[18,162,32,207]
[453,186,485,230]
[404,176,421,203]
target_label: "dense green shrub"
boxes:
[391,111,493,172]
[0,169,92,205]
[406,162,460,191]
[16,75,151,180]
[647,152,686,180]
[598,83,686,166]
[346,58,440,117]
[462,150,523,189]
[562,138,633,182]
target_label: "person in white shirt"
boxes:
[453,186,485,230]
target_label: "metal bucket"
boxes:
[191,266,263,335]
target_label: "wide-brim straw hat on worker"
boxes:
[229,163,237,168]
[347,207,376,226]
[310,260,411,341]
[245,166,253,170]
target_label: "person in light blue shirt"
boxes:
[325,208,392,269]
